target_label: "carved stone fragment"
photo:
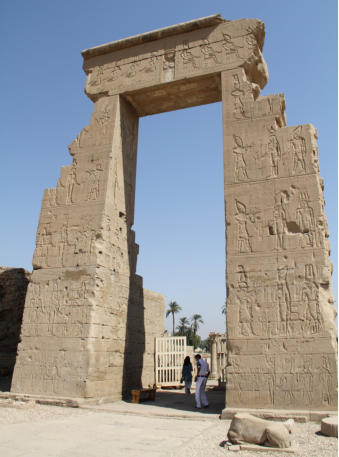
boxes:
[227,413,294,448]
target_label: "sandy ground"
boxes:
[0,390,336,457]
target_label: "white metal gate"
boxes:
[155,336,186,386]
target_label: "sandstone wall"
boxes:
[141,288,165,387]
[222,68,338,411]
[0,268,30,375]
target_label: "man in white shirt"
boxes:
[194,354,210,409]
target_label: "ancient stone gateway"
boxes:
[11,15,337,412]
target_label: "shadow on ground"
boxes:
[126,388,225,416]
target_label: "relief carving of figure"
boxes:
[235,266,254,336]
[180,41,198,69]
[200,39,221,65]
[235,200,253,253]
[231,74,253,119]
[290,126,306,174]
[232,74,241,89]
[163,49,175,70]
[277,267,291,323]
[238,292,252,336]
[302,280,319,323]
[87,165,102,201]
[58,219,69,264]
[267,135,281,177]
[315,216,328,249]
[232,135,252,181]
[272,204,287,250]
[232,91,245,119]
[66,165,79,205]
[312,146,320,173]
[296,192,315,247]
[221,33,243,60]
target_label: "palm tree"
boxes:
[166,301,182,335]
[176,317,190,336]
[191,314,204,336]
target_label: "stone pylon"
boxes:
[221,68,337,412]
[11,95,147,399]
[11,15,337,409]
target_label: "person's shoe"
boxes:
[195,405,201,409]
[203,404,209,408]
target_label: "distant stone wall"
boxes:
[0,268,30,375]
[141,289,165,387]
[186,345,194,364]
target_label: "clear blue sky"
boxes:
[1,1,337,338]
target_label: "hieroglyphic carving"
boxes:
[245,31,258,58]
[58,217,69,265]
[93,103,112,136]
[106,62,122,82]
[235,200,253,253]
[221,33,243,61]
[232,265,255,337]
[266,135,281,177]
[277,266,291,323]
[267,190,292,251]
[227,252,331,341]
[231,74,253,119]
[296,191,315,248]
[315,216,328,249]
[34,211,102,269]
[180,41,199,70]
[289,126,306,175]
[65,164,79,205]
[44,188,57,207]
[200,39,221,65]
[163,49,175,81]
[233,135,252,181]
[271,202,287,250]
[144,52,159,74]
[89,66,105,87]
[87,162,103,201]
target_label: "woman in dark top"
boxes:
[181,356,193,395]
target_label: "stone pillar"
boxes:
[221,67,338,412]
[209,333,218,379]
[11,95,143,399]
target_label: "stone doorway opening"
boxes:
[135,103,226,338]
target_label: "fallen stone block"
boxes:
[321,416,338,437]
